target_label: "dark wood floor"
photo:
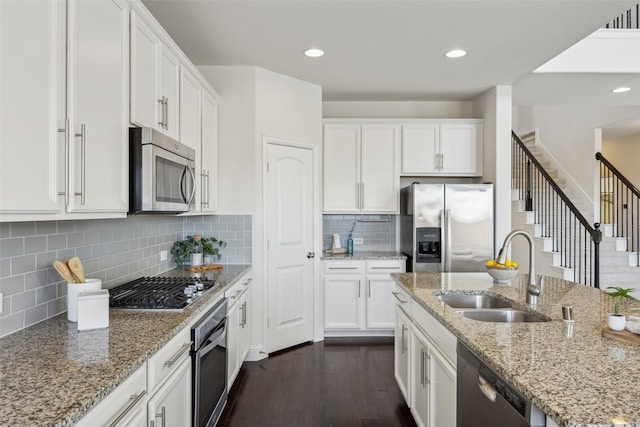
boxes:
[218,337,417,427]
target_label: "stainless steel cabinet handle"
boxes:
[241,301,247,328]
[368,280,371,298]
[358,280,361,298]
[201,170,209,208]
[205,170,210,207]
[425,353,431,385]
[392,291,408,304]
[371,266,401,270]
[108,390,147,427]
[74,124,86,205]
[57,118,70,205]
[420,348,425,386]
[158,97,165,128]
[164,98,169,130]
[401,324,407,354]
[155,406,166,427]
[328,267,357,270]
[164,342,192,368]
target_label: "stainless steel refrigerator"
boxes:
[400,183,494,272]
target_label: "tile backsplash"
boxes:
[0,215,251,337]
[323,214,397,252]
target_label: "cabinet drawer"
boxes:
[323,261,364,274]
[75,363,147,427]
[410,299,457,366]
[225,272,252,308]
[148,328,191,392]
[365,260,404,274]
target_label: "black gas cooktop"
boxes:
[109,276,218,310]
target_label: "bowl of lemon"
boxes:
[485,259,518,283]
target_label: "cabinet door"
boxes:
[130,10,157,129]
[227,298,240,386]
[323,124,360,212]
[440,123,481,175]
[360,124,399,213]
[394,306,411,402]
[366,275,396,329]
[401,124,439,175]
[0,0,65,215]
[428,345,456,427]
[67,0,128,213]
[201,90,218,212]
[147,356,191,427]
[159,46,180,140]
[410,329,430,427]
[324,275,364,329]
[179,66,202,209]
[238,291,250,363]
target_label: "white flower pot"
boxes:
[607,313,626,331]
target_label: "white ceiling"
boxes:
[142,0,638,106]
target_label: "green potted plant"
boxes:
[202,237,226,265]
[170,236,195,267]
[605,286,639,331]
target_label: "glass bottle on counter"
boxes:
[191,235,203,266]
[347,236,353,255]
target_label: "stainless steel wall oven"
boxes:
[192,299,228,427]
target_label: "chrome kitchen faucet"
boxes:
[496,230,544,305]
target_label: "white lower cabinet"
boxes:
[410,325,456,427]
[394,285,457,427]
[147,356,191,427]
[394,304,411,401]
[74,363,147,427]
[324,259,405,335]
[226,272,252,388]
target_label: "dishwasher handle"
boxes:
[477,374,497,402]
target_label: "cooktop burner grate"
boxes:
[109,276,218,310]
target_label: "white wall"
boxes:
[514,105,640,204]
[198,66,256,215]
[473,86,512,256]
[198,66,322,358]
[323,101,474,119]
[603,133,640,189]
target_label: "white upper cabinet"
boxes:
[66,0,129,213]
[201,90,219,213]
[323,122,399,214]
[0,0,128,220]
[1,0,65,215]
[401,121,482,176]
[130,10,180,140]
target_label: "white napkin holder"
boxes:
[77,289,110,331]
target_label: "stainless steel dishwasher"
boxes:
[457,343,545,427]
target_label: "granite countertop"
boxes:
[391,272,640,427]
[321,250,406,260]
[0,264,251,427]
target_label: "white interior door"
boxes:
[266,142,315,353]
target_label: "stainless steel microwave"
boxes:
[129,127,196,214]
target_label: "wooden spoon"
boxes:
[53,260,75,283]
[66,256,86,283]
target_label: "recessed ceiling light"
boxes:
[304,48,324,58]
[612,87,631,93]
[445,49,467,59]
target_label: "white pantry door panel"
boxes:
[67,0,128,212]
[267,143,314,353]
[0,0,64,213]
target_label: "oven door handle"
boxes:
[199,326,226,357]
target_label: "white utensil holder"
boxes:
[77,289,109,331]
[67,278,102,322]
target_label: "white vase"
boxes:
[607,313,626,331]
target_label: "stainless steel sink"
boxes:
[439,293,512,309]
[457,309,548,323]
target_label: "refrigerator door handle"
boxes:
[439,209,446,272]
[444,209,452,272]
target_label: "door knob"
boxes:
[307,252,315,259]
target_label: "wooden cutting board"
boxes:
[184,264,223,272]
[601,327,640,345]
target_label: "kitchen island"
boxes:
[392,272,640,427]
[0,264,251,427]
